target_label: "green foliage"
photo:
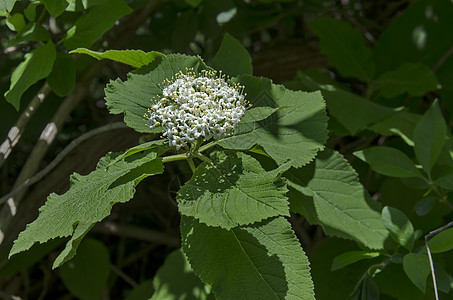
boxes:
[354,146,421,178]
[9,150,164,267]
[331,250,380,271]
[70,48,165,68]
[286,149,389,249]
[105,54,208,133]
[219,75,328,168]
[373,63,439,98]
[177,150,289,229]
[181,216,315,300]
[47,52,76,97]
[0,0,17,12]
[211,33,253,77]
[428,228,453,254]
[59,239,110,300]
[309,17,374,82]
[413,100,447,175]
[150,250,211,300]
[42,0,69,17]
[403,252,430,293]
[381,206,415,250]
[63,0,132,50]
[4,42,56,110]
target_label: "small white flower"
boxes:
[147,69,248,149]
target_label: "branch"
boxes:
[0,82,51,169]
[0,122,127,207]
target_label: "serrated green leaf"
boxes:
[106,140,168,168]
[14,23,50,45]
[42,0,68,17]
[6,13,25,32]
[4,42,56,110]
[287,71,396,135]
[105,54,209,133]
[239,106,286,124]
[150,250,211,300]
[70,48,165,68]
[218,75,328,168]
[211,33,253,77]
[181,216,315,300]
[331,251,380,271]
[47,52,76,97]
[0,0,16,12]
[60,239,110,300]
[381,206,415,250]
[286,149,389,250]
[177,151,288,229]
[428,227,453,254]
[414,100,447,175]
[309,17,374,82]
[373,63,438,98]
[403,252,430,293]
[63,0,132,50]
[354,146,422,178]
[9,151,164,263]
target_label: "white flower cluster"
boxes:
[147,69,247,149]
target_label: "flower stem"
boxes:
[186,157,196,173]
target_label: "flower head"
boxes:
[147,69,247,149]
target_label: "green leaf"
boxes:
[4,42,56,110]
[239,106,286,124]
[350,273,380,300]
[373,63,439,98]
[381,206,415,250]
[181,216,315,300]
[414,197,437,216]
[42,0,69,17]
[24,1,39,21]
[70,48,165,68]
[185,0,203,7]
[9,151,164,265]
[433,171,453,190]
[354,146,422,178]
[14,23,50,45]
[285,149,389,250]
[428,227,453,254]
[59,239,110,300]
[47,52,76,97]
[106,140,168,168]
[6,13,25,32]
[125,279,154,300]
[368,110,420,146]
[150,250,211,300]
[413,100,447,174]
[0,0,16,12]
[331,251,380,271]
[211,33,253,77]
[373,0,453,75]
[177,151,288,229]
[105,54,209,133]
[287,71,396,135]
[309,17,374,82]
[403,252,430,293]
[218,75,328,168]
[63,0,132,50]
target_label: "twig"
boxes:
[432,44,453,72]
[0,82,51,169]
[110,264,138,287]
[0,122,127,206]
[425,220,453,300]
